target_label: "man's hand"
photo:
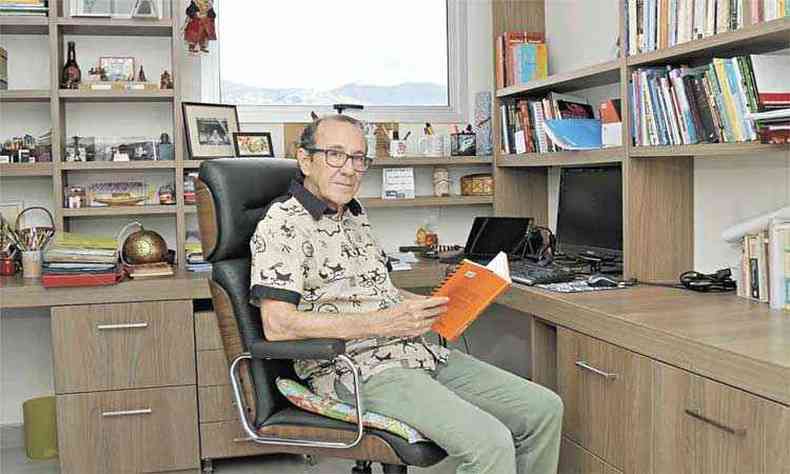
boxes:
[380,297,449,337]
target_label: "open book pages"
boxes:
[481,251,511,283]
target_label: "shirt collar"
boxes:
[288,179,363,221]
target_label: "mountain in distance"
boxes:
[221,80,448,106]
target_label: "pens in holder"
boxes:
[425,122,434,135]
[402,131,412,141]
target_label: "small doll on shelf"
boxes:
[184,0,216,54]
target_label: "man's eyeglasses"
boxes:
[305,148,372,172]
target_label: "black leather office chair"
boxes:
[196,158,446,474]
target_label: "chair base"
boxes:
[382,463,408,473]
[352,460,372,473]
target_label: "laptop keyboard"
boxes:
[509,261,575,286]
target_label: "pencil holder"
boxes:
[389,139,407,157]
[22,250,43,279]
[419,135,444,157]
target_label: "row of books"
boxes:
[739,219,790,309]
[629,54,789,146]
[185,232,210,273]
[500,93,603,154]
[0,0,48,16]
[494,31,547,90]
[626,0,789,55]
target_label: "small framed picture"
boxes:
[233,132,274,158]
[99,56,135,81]
[182,102,240,159]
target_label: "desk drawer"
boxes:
[559,436,622,474]
[52,301,195,393]
[653,362,790,474]
[57,385,199,474]
[557,328,652,472]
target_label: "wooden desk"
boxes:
[2,262,788,473]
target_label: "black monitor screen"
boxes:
[464,217,533,257]
[557,166,623,257]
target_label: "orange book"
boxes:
[431,252,512,341]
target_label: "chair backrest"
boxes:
[196,158,302,427]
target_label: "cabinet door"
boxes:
[653,362,790,474]
[52,301,195,393]
[558,328,653,473]
[559,436,622,474]
[57,386,199,474]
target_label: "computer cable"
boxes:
[631,268,737,293]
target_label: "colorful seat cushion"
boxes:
[275,377,428,444]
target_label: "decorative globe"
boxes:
[122,227,168,265]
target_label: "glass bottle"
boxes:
[61,42,81,89]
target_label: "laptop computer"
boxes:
[462,217,534,264]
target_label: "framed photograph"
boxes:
[233,132,274,158]
[99,56,135,82]
[182,102,240,159]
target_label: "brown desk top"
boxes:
[3,260,789,405]
[501,284,790,405]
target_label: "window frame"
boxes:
[201,1,468,124]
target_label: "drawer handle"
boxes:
[575,361,618,380]
[684,409,746,436]
[97,322,149,330]
[101,408,152,417]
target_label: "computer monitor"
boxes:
[463,216,534,260]
[556,166,623,259]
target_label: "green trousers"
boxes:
[337,350,563,474]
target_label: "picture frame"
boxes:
[182,102,240,159]
[233,132,274,158]
[99,56,135,82]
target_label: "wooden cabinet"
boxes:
[52,301,200,474]
[559,437,622,474]
[56,386,199,474]
[557,328,653,473]
[653,362,790,474]
[51,301,195,393]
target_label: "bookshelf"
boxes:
[0,0,191,269]
[491,1,790,281]
[360,196,494,209]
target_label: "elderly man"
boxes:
[249,114,563,474]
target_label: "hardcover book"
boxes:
[431,252,511,341]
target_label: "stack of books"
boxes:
[739,219,790,309]
[185,233,210,273]
[494,32,547,90]
[500,92,597,154]
[630,54,789,146]
[626,0,789,55]
[0,0,49,16]
[42,233,121,288]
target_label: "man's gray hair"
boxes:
[298,114,367,151]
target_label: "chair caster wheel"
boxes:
[352,460,372,473]
[382,463,408,473]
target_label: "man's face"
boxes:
[298,120,366,210]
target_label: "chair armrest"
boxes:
[249,339,347,360]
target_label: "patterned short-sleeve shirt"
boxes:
[250,180,449,399]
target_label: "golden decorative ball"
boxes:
[122,227,168,265]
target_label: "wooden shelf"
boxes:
[61,161,177,170]
[0,89,51,102]
[497,148,625,167]
[184,205,197,214]
[627,17,790,67]
[58,89,174,102]
[0,16,50,35]
[630,142,790,157]
[360,196,494,208]
[0,163,53,177]
[57,17,173,36]
[496,59,622,98]
[62,205,178,217]
[182,160,203,169]
[371,156,493,167]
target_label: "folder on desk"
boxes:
[431,252,512,341]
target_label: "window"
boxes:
[209,0,467,123]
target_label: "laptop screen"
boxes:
[464,217,534,258]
